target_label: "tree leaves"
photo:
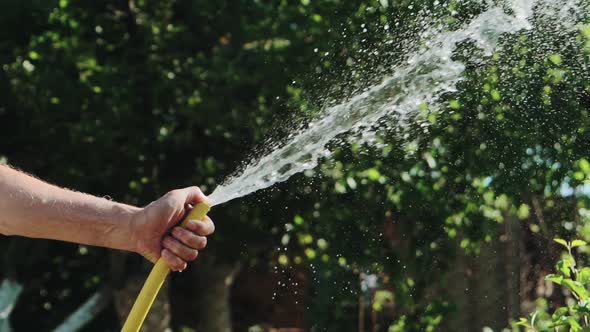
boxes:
[578,268,590,285]
[555,238,569,247]
[562,279,588,300]
[546,274,563,285]
[520,241,590,331]
[556,259,573,278]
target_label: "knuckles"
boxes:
[163,235,200,261]
[190,186,203,195]
[197,237,207,249]
[164,189,179,199]
[172,227,207,250]
[187,219,215,236]
[187,250,199,260]
[190,236,207,250]
[163,249,187,271]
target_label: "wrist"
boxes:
[128,206,159,262]
[114,203,142,253]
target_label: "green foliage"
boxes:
[516,240,590,332]
[2,0,590,331]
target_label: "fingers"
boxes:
[161,248,187,271]
[181,186,210,206]
[162,236,199,262]
[184,216,215,236]
[172,227,208,249]
[160,215,213,272]
[160,228,208,271]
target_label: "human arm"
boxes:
[0,164,214,270]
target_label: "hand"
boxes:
[131,186,215,271]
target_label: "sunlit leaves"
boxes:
[520,240,590,331]
[577,267,590,285]
[372,290,394,312]
[278,254,289,266]
[554,238,569,247]
[304,248,317,260]
[577,158,590,184]
[562,279,588,300]
[548,54,562,66]
[516,204,530,220]
[294,215,304,225]
[546,274,563,285]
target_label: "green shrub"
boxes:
[516,239,590,332]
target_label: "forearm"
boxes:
[0,165,140,252]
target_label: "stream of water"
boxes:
[208,0,539,206]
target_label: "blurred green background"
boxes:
[2,0,590,331]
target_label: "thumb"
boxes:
[182,186,210,206]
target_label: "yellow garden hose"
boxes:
[121,202,211,332]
